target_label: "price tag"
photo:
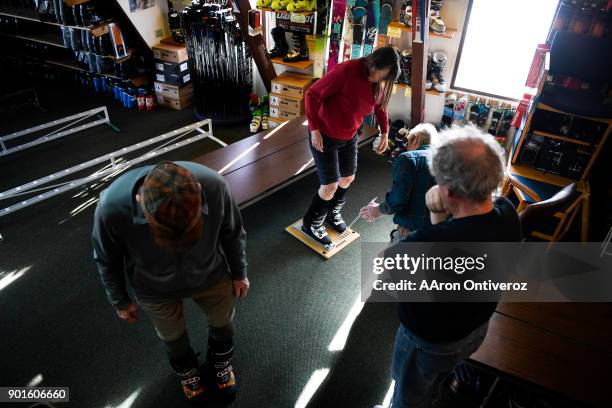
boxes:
[404,86,412,97]
[387,26,402,39]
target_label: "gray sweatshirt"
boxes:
[92,161,247,309]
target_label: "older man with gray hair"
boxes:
[379,125,521,408]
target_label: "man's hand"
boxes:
[233,277,250,299]
[311,130,324,153]
[376,133,389,154]
[359,202,383,223]
[117,303,139,323]
[425,185,449,224]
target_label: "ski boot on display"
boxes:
[379,0,394,35]
[430,0,446,33]
[302,207,335,249]
[257,0,272,8]
[261,95,270,130]
[399,50,412,85]
[325,199,347,233]
[169,350,207,404]
[284,33,309,62]
[269,26,289,58]
[399,0,412,26]
[429,51,447,92]
[207,339,237,401]
[271,0,291,11]
[249,94,262,133]
[287,0,316,12]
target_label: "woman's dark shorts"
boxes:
[309,131,358,185]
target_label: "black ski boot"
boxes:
[207,338,237,400]
[326,198,347,233]
[169,350,207,404]
[269,26,289,58]
[302,211,334,249]
[284,32,309,62]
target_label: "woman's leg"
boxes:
[326,136,358,232]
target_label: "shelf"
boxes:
[536,102,611,124]
[0,7,91,30]
[43,58,147,87]
[271,57,314,70]
[532,130,591,147]
[0,32,67,48]
[394,83,444,96]
[509,164,582,189]
[387,21,457,40]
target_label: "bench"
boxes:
[193,116,379,208]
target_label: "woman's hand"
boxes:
[311,130,324,152]
[376,133,389,154]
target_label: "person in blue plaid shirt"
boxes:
[360,123,438,242]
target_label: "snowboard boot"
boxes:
[379,0,394,35]
[270,0,290,11]
[261,95,270,130]
[399,0,412,27]
[325,198,347,233]
[207,338,237,399]
[169,350,207,403]
[302,195,334,249]
[284,33,309,63]
[287,0,316,12]
[399,50,412,85]
[269,26,289,59]
[430,0,446,33]
[430,51,447,92]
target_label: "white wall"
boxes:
[115,0,170,49]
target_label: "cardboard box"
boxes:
[270,106,301,120]
[269,92,304,114]
[154,82,194,99]
[271,72,313,98]
[155,60,190,76]
[153,43,189,63]
[155,71,191,86]
[156,93,193,110]
[268,117,288,129]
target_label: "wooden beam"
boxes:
[410,0,429,125]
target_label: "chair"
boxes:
[519,182,579,241]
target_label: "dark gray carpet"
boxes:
[0,85,401,408]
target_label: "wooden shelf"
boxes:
[271,57,314,70]
[532,130,591,147]
[387,21,457,40]
[0,7,91,30]
[1,32,67,48]
[509,164,579,188]
[536,102,610,124]
[395,83,444,96]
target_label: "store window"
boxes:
[451,0,559,100]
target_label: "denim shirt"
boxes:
[379,145,435,231]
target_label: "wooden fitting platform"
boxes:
[285,219,360,259]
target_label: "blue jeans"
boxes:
[391,322,488,408]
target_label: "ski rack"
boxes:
[0,106,118,157]
[0,120,221,225]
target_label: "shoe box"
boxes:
[154,82,193,110]
[153,41,191,109]
[156,93,193,111]
[152,43,189,64]
[155,60,191,86]
[270,106,301,120]
[268,117,289,129]
[269,93,304,114]
[271,72,313,99]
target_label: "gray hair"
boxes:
[406,122,439,146]
[429,125,505,201]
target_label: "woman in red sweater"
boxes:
[302,46,400,248]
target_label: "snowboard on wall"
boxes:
[350,0,368,59]
[327,0,348,72]
[340,0,357,63]
[362,0,380,56]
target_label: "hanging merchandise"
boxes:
[182,0,253,123]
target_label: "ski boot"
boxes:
[207,338,237,400]
[379,0,394,35]
[284,33,309,62]
[399,50,412,85]
[326,198,347,233]
[261,95,270,130]
[441,93,456,128]
[249,94,262,133]
[287,0,316,12]
[399,0,412,26]
[429,51,447,92]
[269,27,289,58]
[271,0,291,11]
[430,0,446,33]
[257,0,272,7]
[169,350,207,403]
[302,207,334,249]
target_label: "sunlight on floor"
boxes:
[328,296,365,352]
[27,373,44,387]
[104,387,142,408]
[294,368,330,408]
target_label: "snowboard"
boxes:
[350,0,368,59]
[327,0,347,72]
[340,0,357,63]
[362,0,380,56]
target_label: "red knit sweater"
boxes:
[305,59,389,141]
